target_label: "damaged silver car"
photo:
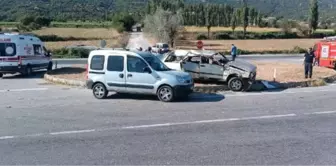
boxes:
[160,50,257,91]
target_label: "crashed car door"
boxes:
[181,56,200,79]
[199,63,224,80]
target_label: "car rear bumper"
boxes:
[86,79,94,89]
[173,84,194,97]
[0,65,24,74]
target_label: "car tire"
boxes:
[47,62,53,71]
[228,77,244,92]
[92,83,108,99]
[24,65,33,76]
[157,85,175,102]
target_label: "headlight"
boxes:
[176,75,185,83]
[249,72,255,79]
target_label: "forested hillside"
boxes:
[0,0,335,22]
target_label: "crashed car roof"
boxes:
[174,49,218,57]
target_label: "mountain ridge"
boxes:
[0,0,335,22]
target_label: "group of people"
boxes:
[137,47,152,52]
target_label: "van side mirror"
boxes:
[143,66,152,74]
[46,51,52,57]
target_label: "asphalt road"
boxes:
[1,71,336,164]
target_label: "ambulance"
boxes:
[313,36,336,69]
[0,32,53,78]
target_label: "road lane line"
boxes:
[307,111,336,115]
[0,88,48,93]
[222,89,336,97]
[122,114,297,129]
[0,136,15,140]
[50,129,95,135]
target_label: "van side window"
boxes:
[127,55,148,73]
[33,44,42,55]
[107,56,124,72]
[90,55,105,70]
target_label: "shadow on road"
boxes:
[2,71,46,79]
[106,92,225,103]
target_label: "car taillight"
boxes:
[18,56,22,66]
[85,64,88,79]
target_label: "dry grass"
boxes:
[254,62,336,83]
[184,26,334,33]
[45,40,122,50]
[46,33,130,50]
[176,39,319,51]
[33,28,120,39]
[185,26,282,32]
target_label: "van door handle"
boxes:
[119,73,124,78]
[127,74,132,77]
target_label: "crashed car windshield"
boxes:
[143,56,171,71]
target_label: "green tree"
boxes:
[309,0,319,34]
[231,10,238,32]
[242,6,249,38]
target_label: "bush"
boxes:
[52,48,92,58]
[214,32,232,40]
[36,35,98,42]
[196,34,208,40]
[292,46,306,53]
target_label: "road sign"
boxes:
[197,40,203,49]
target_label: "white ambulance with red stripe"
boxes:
[0,32,53,78]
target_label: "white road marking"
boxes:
[0,112,335,140]
[306,111,336,115]
[0,136,15,140]
[123,114,297,129]
[0,88,48,93]
[50,129,95,135]
[221,88,336,97]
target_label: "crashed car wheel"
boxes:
[228,77,244,92]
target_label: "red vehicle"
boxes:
[313,36,336,69]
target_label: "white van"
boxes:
[0,32,53,77]
[86,50,194,102]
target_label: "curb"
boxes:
[44,73,86,88]
[259,74,336,90]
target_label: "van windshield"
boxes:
[0,43,16,56]
[143,56,171,71]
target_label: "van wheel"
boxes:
[24,65,33,76]
[92,83,108,99]
[228,77,244,92]
[47,62,53,71]
[0,73,3,78]
[157,85,175,102]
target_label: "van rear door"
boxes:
[0,42,18,70]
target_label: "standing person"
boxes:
[147,46,152,52]
[231,44,237,61]
[304,47,315,79]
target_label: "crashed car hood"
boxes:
[227,59,257,72]
[161,70,191,77]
